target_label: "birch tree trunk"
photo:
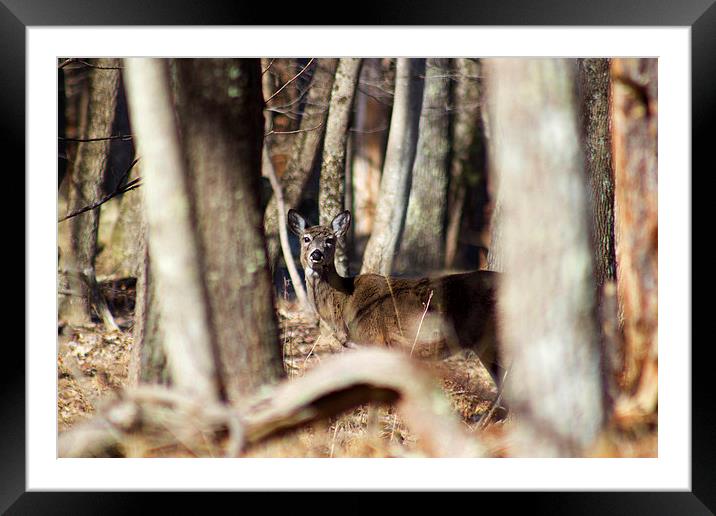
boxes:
[61,58,120,326]
[123,58,220,402]
[485,58,604,457]
[318,58,363,276]
[360,58,425,275]
[263,59,338,269]
[610,58,658,419]
[174,58,285,401]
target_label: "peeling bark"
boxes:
[610,58,658,419]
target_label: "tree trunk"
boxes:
[128,221,166,387]
[576,58,619,409]
[485,58,604,457]
[96,81,141,279]
[61,58,120,328]
[123,58,221,402]
[360,58,425,275]
[349,58,393,259]
[445,58,487,269]
[318,58,363,276]
[263,59,338,269]
[174,58,285,401]
[577,58,616,287]
[395,58,451,274]
[610,58,658,418]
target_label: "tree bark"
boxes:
[485,58,604,457]
[445,58,487,269]
[577,58,616,287]
[349,58,393,257]
[174,58,285,401]
[610,58,658,418]
[128,221,166,387]
[318,58,363,276]
[360,58,425,275]
[61,58,120,326]
[123,58,221,402]
[396,58,451,274]
[263,59,338,269]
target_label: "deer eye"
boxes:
[303,236,311,243]
[325,238,334,247]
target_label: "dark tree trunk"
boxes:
[445,58,488,269]
[318,58,363,276]
[577,58,616,287]
[61,58,120,329]
[485,58,604,457]
[610,58,658,419]
[396,58,451,274]
[263,59,338,269]
[361,58,425,275]
[174,58,285,400]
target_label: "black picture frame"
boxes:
[8,0,708,513]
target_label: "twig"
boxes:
[261,58,276,76]
[265,121,324,138]
[410,290,434,358]
[479,365,511,429]
[59,58,123,70]
[59,134,133,143]
[264,58,315,105]
[58,159,141,223]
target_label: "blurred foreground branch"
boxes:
[59,349,484,458]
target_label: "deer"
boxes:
[287,209,504,388]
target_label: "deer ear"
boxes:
[287,209,307,236]
[331,210,351,238]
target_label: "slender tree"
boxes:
[485,58,604,457]
[361,58,425,275]
[349,58,393,256]
[318,58,363,276]
[577,58,616,287]
[263,59,338,269]
[610,58,658,418]
[61,58,120,330]
[445,58,487,269]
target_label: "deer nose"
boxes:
[310,249,324,262]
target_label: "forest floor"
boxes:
[57,279,657,458]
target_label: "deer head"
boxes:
[287,210,351,277]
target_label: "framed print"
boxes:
[8,0,710,512]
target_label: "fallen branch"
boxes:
[58,349,484,458]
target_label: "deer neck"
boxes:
[304,264,354,329]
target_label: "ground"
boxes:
[57,279,656,458]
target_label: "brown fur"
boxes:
[288,210,500,371]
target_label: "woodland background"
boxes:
[56,57,658,458]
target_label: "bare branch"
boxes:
[264,58,315,105]
[58,159,141,223]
